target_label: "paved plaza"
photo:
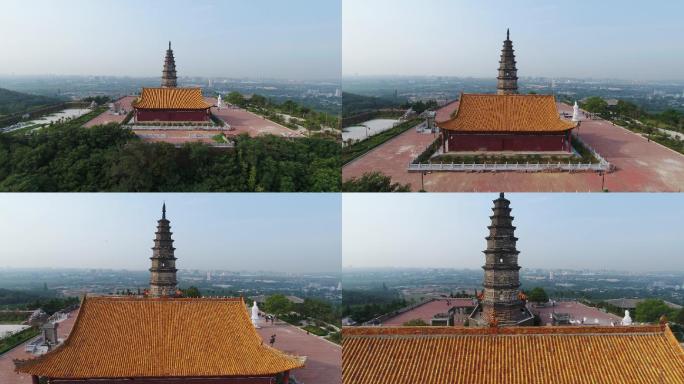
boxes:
[209,103,304,138]
[83,96,136,128]
[343,101,684,192]
[0,310,79,384]
[257,321,341,384]
[380,298,474,326]
[529,301,622,326]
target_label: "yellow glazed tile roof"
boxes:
[133,88,213,110]
[16,296,304,379]
[342,325,684,384]
[438,93,576,133]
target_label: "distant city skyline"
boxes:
[0,0,341,80]
[343,194,684,272]
[343,0,684,81]
[0,194,341,273]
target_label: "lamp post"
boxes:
[421,171,431,192]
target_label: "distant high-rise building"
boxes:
[161,42,178,88]
[497,29,518,95]
[149,203,178,297]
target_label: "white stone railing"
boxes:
[407,135,613,173]
[127,125,224,131]
[408,161,611,173]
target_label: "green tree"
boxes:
[403,318,429,326]
[635,299,676,323]
[299,298,334,322]
[183,286,201,298]
[264,294,292,317]
[675,308,684,325]
[226,92,246,107]
[342,172,411,192]
[581,96,609,116]
[527,287,549,304]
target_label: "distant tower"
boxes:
[149,203,178,297]
[480,193,528,325]
[161,41,178,88]
[497,29,519,95]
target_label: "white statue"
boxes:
[572,101,581,122]
[217,94,223,109]
[622,310,633,326]
[251,301,260,328]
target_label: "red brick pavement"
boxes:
[0,310,79,384]
[83,96,136,128]
[344,101,684,191]
[381,298,474,326]
[209,102,303,138]
[529,301,622,326]
[257,322,341,384]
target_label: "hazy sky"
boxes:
[0,0,341,79]
[343,194,684,272]
[343,0,684,81]
[0,194,341,273]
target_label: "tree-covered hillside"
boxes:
[0,88,60,116]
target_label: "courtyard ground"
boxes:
[257,321,341,384]
[529,301,622,326]
[83,96,136,128]
[0,310,79,384]
[208,101,303,138]
[343,101,684,191]
[380,298,474,326]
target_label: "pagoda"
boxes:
[132,42,213,123]
[497,29,518,95]
[161,41,178,88]
[471,193,533,326]
[438,30,576,153]
[149,203,178,297]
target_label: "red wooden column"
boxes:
[282,371,290,384]
[31,375,39,384]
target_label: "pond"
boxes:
[2,108,92,133]
[342,118,399,142]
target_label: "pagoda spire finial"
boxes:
[169,41,171,50]
[507,28,510,41]
[162,202,166,220]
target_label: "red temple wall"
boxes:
[136,109,209,122]
[447,132,571,152]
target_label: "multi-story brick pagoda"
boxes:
[470,193,533,326]
[132,42,213,123]
[149,203,178,297]
[438,30,576,153]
